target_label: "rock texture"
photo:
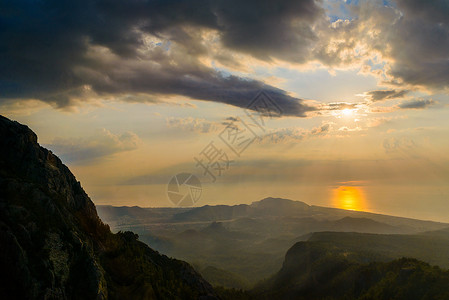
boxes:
[0,115,217,299]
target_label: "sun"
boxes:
[341,108,354,117]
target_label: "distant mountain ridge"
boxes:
[0,115,217,299]
[98,197,448,234]
[97,198,449,288]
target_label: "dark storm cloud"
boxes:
[0,0,321,116]
[395,0,449,24]
[398,99,436,110]
[366,89,409,102]
[216,0,323,61]
[380,0,449,88]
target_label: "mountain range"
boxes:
[97,198,449,288]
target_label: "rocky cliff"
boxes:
[0,115,217,299]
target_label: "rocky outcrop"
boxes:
[0,115,217,299]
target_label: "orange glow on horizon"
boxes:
[332,186,366,211]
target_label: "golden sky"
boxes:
[1,0,449,221]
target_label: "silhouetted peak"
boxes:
[0,115,217,299]
[250,197,310,216]
[252,197,309,207]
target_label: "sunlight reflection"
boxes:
[332,186,366,211]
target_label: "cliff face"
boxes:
[0,115,216,299]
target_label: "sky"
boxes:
[1,0,449,222]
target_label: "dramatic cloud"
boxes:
[1,0,447,115]
[398,99,436,110]
[313,0,449,89]
[216,0,323,61]
[365,89,409,102]
[388,0,449,88]
[46,129,141,163]
[0,0,321,116]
